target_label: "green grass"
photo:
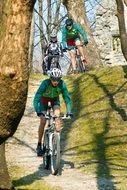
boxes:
[61,66,127,190]
[9,166,61,190]
[30,73,46,80]
[10,66,127,189]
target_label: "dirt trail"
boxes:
[6,79,99,190]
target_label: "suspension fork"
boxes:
[48,132,54,155]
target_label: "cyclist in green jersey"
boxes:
[33,68,73,156]
[62,18,89,74]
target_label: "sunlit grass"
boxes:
[9,166,61,190]
[62,66,127,189]
[10,66,127,189]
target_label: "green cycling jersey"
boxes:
[33,79,72,113]
[62,23,88,49]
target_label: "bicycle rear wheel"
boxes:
[43,132,50,170]
[51,132,60,175]
[50,56,60,69]
[77,57,85,72]
[79,59,85,72]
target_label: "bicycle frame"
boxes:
[74,45,86,72]
[42,102,60,175]
[48,54,62,70]
[42,102,70,175]
[65,44,86,73]
[48,127,55,155]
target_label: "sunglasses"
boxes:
[51,77,61,82]
[67,24,72,27]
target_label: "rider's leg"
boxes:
[42,59,47,75]
[54,105,61,132]
[56,57,61,69]
[36,116,46,156]
[75,40,88,66]
[47,56,52,71]
[37,103,47,156]
[38,116,46,143]
[69,49,77,72]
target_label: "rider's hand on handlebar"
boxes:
[66,113,73,118]
[63,48,68,52]
[84,41,88,46]
[37,112,45,117]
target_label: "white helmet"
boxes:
[50,68,62,80]
[50,32,57,42]
[50,32,57,38]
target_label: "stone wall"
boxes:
[94,0,127,66]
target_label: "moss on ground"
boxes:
[9,165,61,190]
[11,66,127,189]
[62,66,127,189]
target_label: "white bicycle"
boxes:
[42,102,71,175]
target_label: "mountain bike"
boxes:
[48,53,63,71]
[75,45,86,73]
[42,53,63,75]
[42,102,71,175]
[65,44,87,74]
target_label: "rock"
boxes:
[94,0,127,66]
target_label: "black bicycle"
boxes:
[65,44,87,73]
[42,102,71,175]
[42,52,63,75]
[48,54,62,71]
[74,45,86,73]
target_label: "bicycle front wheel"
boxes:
[77,57,85,72]
[79,59,85,72]
[43,131,50,170]
[51,132,60,175]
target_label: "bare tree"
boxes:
[47,0,52,40]
[29,12,35,71]
[53,0,62,32]
[0,0,36,188]
[35,0,64,42]
[63,0,102,67]
[124,0,127,6]
[38,0,46,55]
[116,0,127,61]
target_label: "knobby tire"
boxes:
[50,57,61,70]
[76,57,84,73]
[51,132,60,175]
[43,131,50,170]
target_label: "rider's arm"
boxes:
[62,26,67,49]
[44,45,49,56]
[59,42,64,56]
[60,80,72,113]
[33,80,49,112]
[74,23,88,42]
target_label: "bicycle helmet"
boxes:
[50,68,62,80]
[50,32,57,43]
[65,18,73,26]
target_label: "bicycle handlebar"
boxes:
[38,113,71,120]
[46,54,63,58]
[63,43,87,52]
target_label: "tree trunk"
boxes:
[116,0,127,61]
[0,143,13,190]
[54,0,62,32]
[124,0,127,6]
[0,0,36,188]
[63,0,102,67]
[47,0,51,40]
[29,11,35,71]
[38,0,45,56]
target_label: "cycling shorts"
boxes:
[41,97,60,111]
[67,37,80,50]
